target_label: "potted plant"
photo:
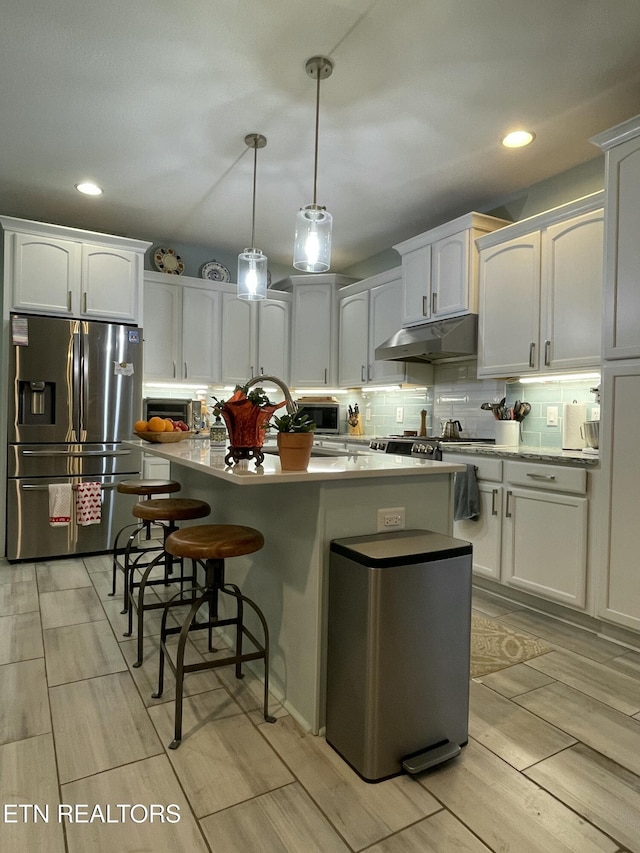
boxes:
[272,411,316,471]
[212,385,285,466]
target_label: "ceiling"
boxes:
[1,0,640,273]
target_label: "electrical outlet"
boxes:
[365,406,371,422]
[592,406,600,420]
[377,507,405,532]
[546,406,558,426]
[396,407,404,423]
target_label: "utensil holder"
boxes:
[495,421,520,447]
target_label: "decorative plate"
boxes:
[153,247,184,275]
[134,430,193,443]
[201,260,231,282]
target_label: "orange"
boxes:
[147,416,166,432]
[134,419,148,433]
[164,418,175,432]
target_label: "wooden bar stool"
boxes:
[152,524,276,748]
[124,497,211,667]
[111,478,182,613]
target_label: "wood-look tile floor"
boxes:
[1,557,640,852]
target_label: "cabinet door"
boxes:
[477,232,541,377]
[401,245,431,326]
[142,281,182,380]
[542,210,603,371]
[82,244,139,322]
[603,138,640,358]
[503,487,588,608]
[182,288,222,384]
[220,293,257,385]
[431,229,470,316]
[338,291,369,386]
[290,284,335,386]
[9,232,81,315]
[368,279,407,384]
[257,298,290,381]
[453,483,502,580]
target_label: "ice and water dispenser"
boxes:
[18,380,56,425]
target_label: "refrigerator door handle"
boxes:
[20,449,133,458]
[72,329,83,439]
[20,482,114,491]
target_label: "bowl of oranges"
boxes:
[134,417,193,443]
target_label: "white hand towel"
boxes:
[49,484,72,527]
[76,481,102,526]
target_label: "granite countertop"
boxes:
[439,442,600,466]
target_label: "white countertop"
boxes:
[126,439,464,485]
[440,442,599,466]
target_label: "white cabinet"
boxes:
[477,194,604,378]
[447,453,589,610]
[394,213,509,327]
[338,269,430,387]
[220,292,290,386]
[256,297,291,381]
[143,274,222,384]
[1,216,149,323]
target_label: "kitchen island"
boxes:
[125,439,464,733]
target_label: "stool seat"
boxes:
[117,479,181,496]
[165,524,264,561]
[132,498,210,523]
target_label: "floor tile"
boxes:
[0,611,43,664]
[474,662,555,698]
[367,809,493,852]
[36,560,92,592]
[499,610,623,662]
[472,588,523,617]
[469,679,576,769]
[0,561,36,584]
[0,578,39,617]
[83,552,114,574]
[148,690,290,817]
[605,649,640,680]
[525,648,640,715]
[259,714,442,851]
[419,738,618,853]
[62,754,210,853]
[39,586,104,629]
[101,592,173,639]
[88,568,114,600]
[200,782,351,852]
[43,619,126,686]
[0,733,65,853]
[515,681,640,776]
[49,671,162,782]
[525,742,640,853]
[0,658,50,745]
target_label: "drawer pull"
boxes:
[491,488,498,516]
[526,473,556,481]
[505,490,512,518]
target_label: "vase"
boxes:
[277,432,314,471]
[219,396,284,466]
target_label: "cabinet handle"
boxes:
[260,366,264,375]
[368,363,372,381]
[361,365,366,382]
[505,490,512,518]
[526,472,556,481]
[422,295,429,316]
[529,342,536,368]
[250,366,255,377]
[184,362,188,379]
[432,292,437,314]
[67,291,72,312]
[324,368,328,383]
[82,292,87,314]
[491,488,498,516]
[172,361,176,379]
[544,339,551,366]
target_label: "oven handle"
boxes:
[20,449,132,458]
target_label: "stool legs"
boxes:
[152,557,276,748]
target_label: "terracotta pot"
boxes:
[277,432,314,471]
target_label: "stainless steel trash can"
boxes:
[326,528,472,782]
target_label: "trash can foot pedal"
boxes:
[402,741,461,774]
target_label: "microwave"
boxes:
[295,400,340,434]
[144,398,200,430]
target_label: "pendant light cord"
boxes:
[313,69,321,206]
[251,142,258,248]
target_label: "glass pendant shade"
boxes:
[293,204,333,272]
[237,248,267,300]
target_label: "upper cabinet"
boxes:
[393,212,510,327]
[1,216,150,323]
[476,193,604,378]
[592,116,640,360]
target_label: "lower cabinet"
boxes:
[448,454,589,610]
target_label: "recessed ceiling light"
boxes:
[75,181,103,196]
[501,130,535,148]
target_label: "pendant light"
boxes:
[293,55,334,273]
[237,133,268,300]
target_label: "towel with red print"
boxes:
[76,482,102,526]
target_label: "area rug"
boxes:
[470,611,553,678]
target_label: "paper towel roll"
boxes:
[562,402,586,449]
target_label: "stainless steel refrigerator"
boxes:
[6,313,143,561]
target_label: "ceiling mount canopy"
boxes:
[238,132,268,301]
[293,55,334,273]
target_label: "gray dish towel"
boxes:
[454,464,480,522]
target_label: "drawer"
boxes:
[442,453,502,482]
[505,461,587,494]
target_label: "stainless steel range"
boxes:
[369,435,494,460]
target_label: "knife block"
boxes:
[348,415,363,436]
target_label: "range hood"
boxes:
[375,314,478,363]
